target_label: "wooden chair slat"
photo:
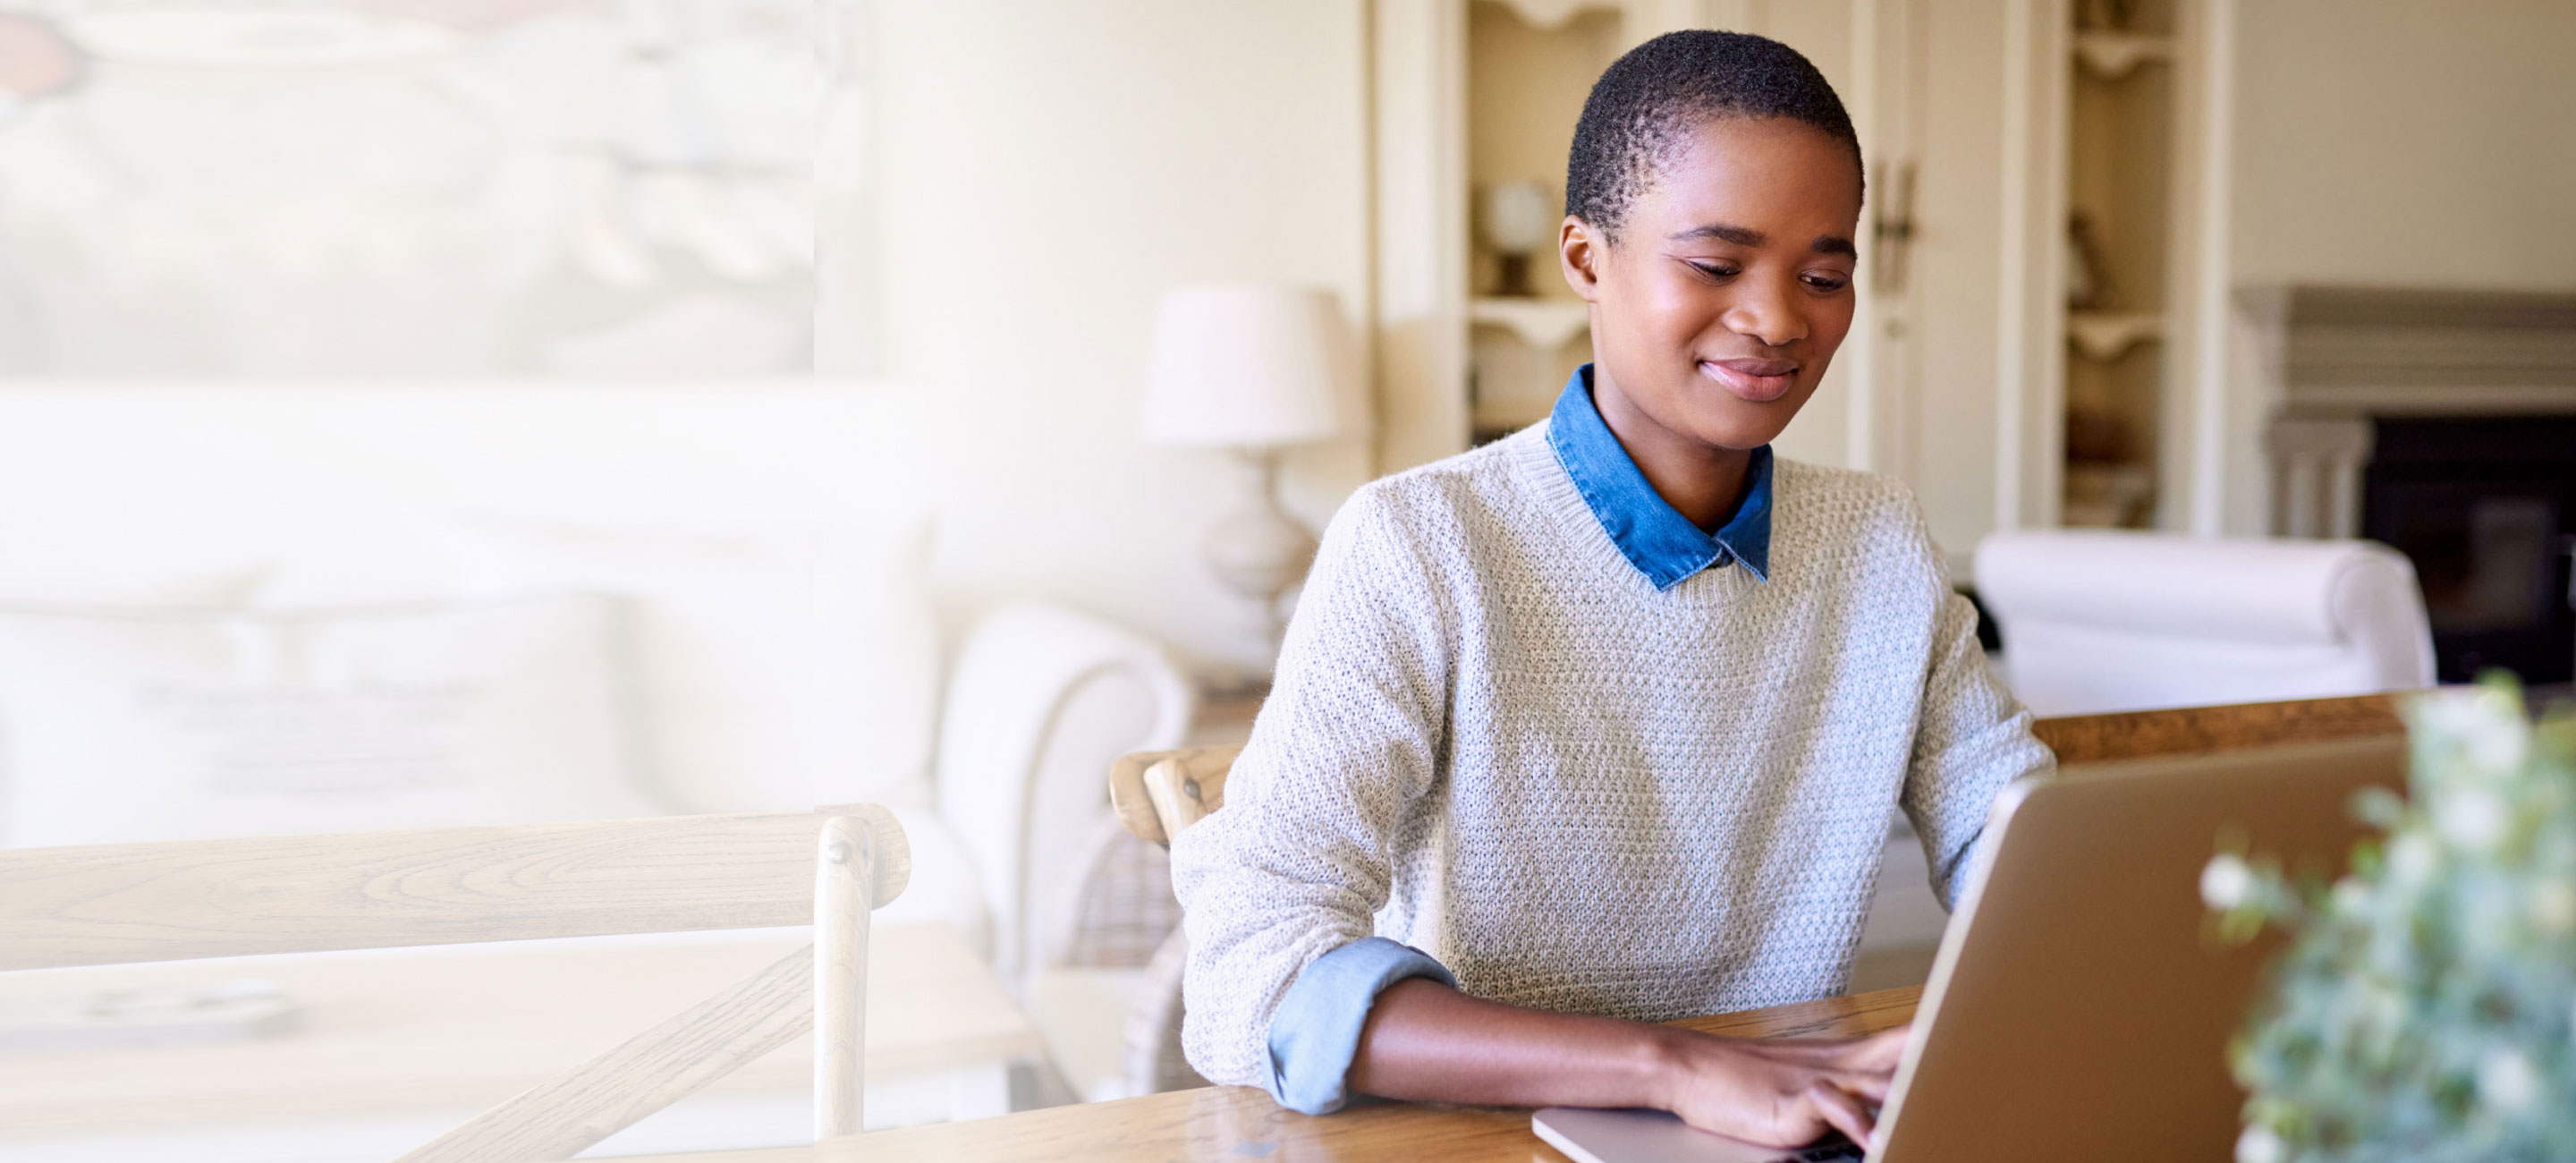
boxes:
[0,805,909,971]
[394,943,817,1163]
[1108,747,1241,846]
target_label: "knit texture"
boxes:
[1170,422,2054,1090]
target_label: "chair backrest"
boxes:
[0,805,909,1160]
[1108,747,1240,846]
[1973,531,2436,717]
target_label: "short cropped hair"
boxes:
[1566,30,1863,243]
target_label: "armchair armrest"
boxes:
[934,602,1193,985]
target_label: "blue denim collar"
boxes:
[1545,365,1773,590]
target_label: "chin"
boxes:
[1688,419,1792,452]
[1675,384,1809,451]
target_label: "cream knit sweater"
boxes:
[1170,422,2053,1089]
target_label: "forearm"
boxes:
[1345,978,1682,1110]
[1345,978,1905,1148]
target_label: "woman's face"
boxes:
[1560,115,1863,453]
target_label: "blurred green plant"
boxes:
[2203,677,2576,1162]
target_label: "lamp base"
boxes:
[1204,447,1318,651]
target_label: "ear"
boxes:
[1558,216,1602,302]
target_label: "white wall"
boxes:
[861,1,1376,674]
[2231,0,2576,292]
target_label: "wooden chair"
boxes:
[0,805,911,1162]
[1100,692,2411,1090]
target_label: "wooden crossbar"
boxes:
[395,943,818,1163]
[0,805,909,971]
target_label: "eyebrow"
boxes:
[1668,223,1859,257]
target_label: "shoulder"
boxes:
[1770,457,1946,583]
[1773,457,1923,527]
[1326,429,1539,546]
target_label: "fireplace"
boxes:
[2248,286,2576,685]
[2362,418,2576,683]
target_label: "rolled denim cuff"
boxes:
[1262,936,1456,1114]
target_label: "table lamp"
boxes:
[1140,284,1352,650]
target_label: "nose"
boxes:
[1720,275,1809,349]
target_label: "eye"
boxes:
[1802,272,1852,293]
[1684,260,1741,282]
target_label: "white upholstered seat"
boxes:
[1973,531,2436,717]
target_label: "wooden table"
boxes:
[0,924,1044,1146]
[637,987,1921,1163]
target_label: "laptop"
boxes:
[1534,735,2403,1162]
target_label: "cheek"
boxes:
[1610,264,1723,348]
[1809,294,1858,353]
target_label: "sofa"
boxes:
[0,380,1191,1154]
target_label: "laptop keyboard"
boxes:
[1792,1142,1866,1161]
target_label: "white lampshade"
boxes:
[1140,284,1351,448]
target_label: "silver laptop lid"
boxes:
[1873,735,2402,1160]
[1530,735,2401,1163]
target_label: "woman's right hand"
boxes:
[1346,978,1907,1150]
[1650,1023,1911,1149]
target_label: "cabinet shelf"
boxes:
[1470,298,1590,352]
[2067,311,2163,362]
[2063,461,2157,529]
[2073,31,2174,81]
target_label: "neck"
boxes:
[1589,365,1754,531]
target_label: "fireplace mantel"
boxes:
[2242,285,2576,536]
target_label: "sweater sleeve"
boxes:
[1264,937,1455,1112]
[1902,582,2055,911]
[1169,485,1453,1091]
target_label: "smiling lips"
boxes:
[1699,357,1801,403]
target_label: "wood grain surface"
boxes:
[1107,747,1242,846]
[2031,692,2406,767]
[0,805,911,970]
[812,815,871,1139]
[634,988,1922,1163]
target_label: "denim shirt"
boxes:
[1546,363,1773,587]
[1256,364,1777,1114]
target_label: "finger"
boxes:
[1747,1023,1911,1068]
[1804,1081,1877,1150]
[1844,1024,1911,1071]
[1829,1065,1894,1104]
[1741,1035,1871,1064]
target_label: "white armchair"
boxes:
[1973,531,2436,717]
[932,601,1193,989]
